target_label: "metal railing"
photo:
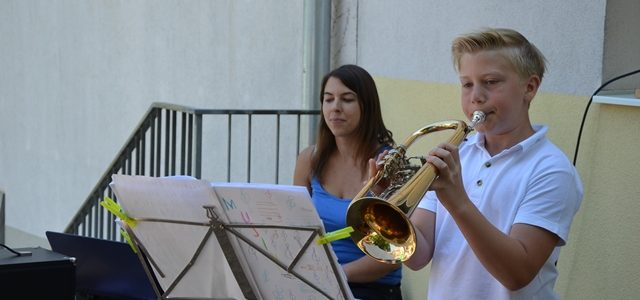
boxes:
[65,102,319,241]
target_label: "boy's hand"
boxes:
[365,150,390,196]
[426,143,466,208]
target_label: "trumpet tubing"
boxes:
[346,111,485,264]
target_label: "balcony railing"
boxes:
[65,102,319,241]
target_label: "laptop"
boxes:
[46,231,159,300]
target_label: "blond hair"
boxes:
[452,28,547,81]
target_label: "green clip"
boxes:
[119,228,138,253]
[317,226,354,245]
[100,196,137,228]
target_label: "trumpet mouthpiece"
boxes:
[470,111,485,127]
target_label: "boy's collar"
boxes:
[470,125,547,153]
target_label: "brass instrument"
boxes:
[345,111,485,263]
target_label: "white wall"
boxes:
[348,0,607,95]
[0,0,306,245]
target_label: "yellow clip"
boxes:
[120,228,138,253]
[317,226,354,245]
[100,196,137,228]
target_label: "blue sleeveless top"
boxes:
[310,176,402,285]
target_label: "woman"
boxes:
[293,64,402,299]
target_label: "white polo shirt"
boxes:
[418,125,583,300]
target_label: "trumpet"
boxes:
[345,111,485,263]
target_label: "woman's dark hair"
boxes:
[312,64,394,180]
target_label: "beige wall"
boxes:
[375,77,640,300]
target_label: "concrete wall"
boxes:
[2,1,640,299]
[0,0,306,246]
[340,1,638,300]
[330,1,639,299]
[603,0,640,90]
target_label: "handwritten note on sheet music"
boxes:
[212,182,351,300]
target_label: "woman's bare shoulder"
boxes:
[293,145,316,187]
[297,145,316,161]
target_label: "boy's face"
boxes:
[458,50,539,137]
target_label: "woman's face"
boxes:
[322,76,362,138]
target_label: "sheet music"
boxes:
[110,175,352,300]
[110,175,244,299]
[212,182,352,299]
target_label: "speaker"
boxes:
[0,246,75,299]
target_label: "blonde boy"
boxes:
[405,28,583,299]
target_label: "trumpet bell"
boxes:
[347,197,416,263]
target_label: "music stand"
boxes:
[110,175,353,300]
